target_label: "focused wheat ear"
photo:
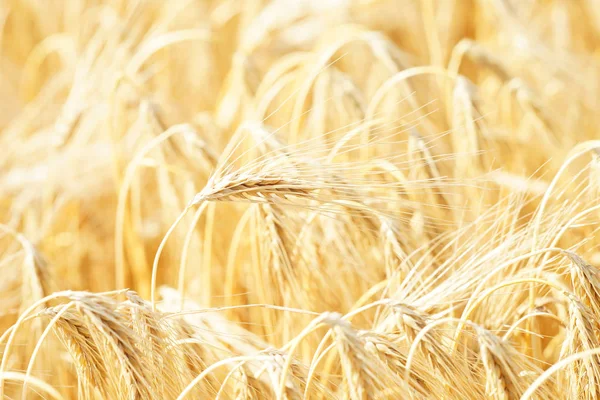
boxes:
[558,295,600,400]
[476,325,556,399]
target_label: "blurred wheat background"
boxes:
[2,0,600,398]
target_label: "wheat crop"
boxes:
[3,0,600,398]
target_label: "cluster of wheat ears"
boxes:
[3,0,600,399]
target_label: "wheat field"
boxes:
[2,0,600,399]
